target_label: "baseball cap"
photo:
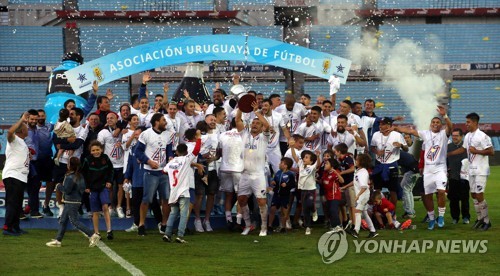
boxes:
[379,117,393,125]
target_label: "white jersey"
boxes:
[2,135,30,182]
[164,114,182,150]
[204,132,219,171]
[230,108,255,131]
[164,151,198,204]
[121,129,138,173]
[460,159,469,181]
[418,129,448,174]
[59,124,89,165]
[371,131,406,164]
[463,129,492,176]
[276,103,307,142]
[357,116,376,153]
[180,111,203,130]
[130,106,139,115]
[353,168,370,197]
[284,148,303,169]
[330,113,363,132]
[333,131,356,155]
[263,111,286,149]
[297,160,316,190]
[137,110,153,128]
[242,130,270,174]
[219,129,244,173]
[138,128,172,171]
[97,127,124,169]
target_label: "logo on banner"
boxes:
[322,59,331,74]
[77,73,87,83]
[93,65,105,82]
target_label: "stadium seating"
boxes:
[492,136,500,151]
[449,79,500,124]
[378,0,500,9]
[0,82,47,125]
[228,0,274,10]
[308,25,361,60]
[8,0,62,6]
[318,0,361,5]
[77,0,214,11]
[0,26,64,66]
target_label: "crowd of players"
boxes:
[2,71,494,246]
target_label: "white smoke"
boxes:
[347,32,381,71]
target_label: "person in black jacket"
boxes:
[81,140,114,240]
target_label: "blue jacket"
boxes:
[124,144,144,188]
[57,173,86,203]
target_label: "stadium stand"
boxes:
[318,0,361,5]
[0,26,64,66]
[377,0,500,9]
[77,0,214,11]
[308,25,361,61]
[8,0,62,5]
[449,79,500,124]
[228,0,274,10]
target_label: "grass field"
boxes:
[1,168,499,275]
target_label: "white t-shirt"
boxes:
[242,129,270,174]
[59,124,89,165]
[371,131,406,164]
[204,132,219,171]
[2,135,30,182]
[354,168,370,197]
[285,148,303,169]
[218,129,244,173]
[295,122,320,152]
[334,131,356,156]
[121,129,138,173]
[164,151,198,204]
[297,159,316,191]
[463,129,492,176]
[164,114,182,150]
[418,129,448,174]
[138,128,171,171]
[357,116,376,153]
[330,113,363,132]
[98,127,124,169]
[137,110,153,128]
[276,103,307,142]
[263,111,286,149]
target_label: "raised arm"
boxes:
[437,105,453,136]
[252,101,269,131]
[288,138,299,164]
[7,112,29,143]
[393,125,419,137]
[163,82,169,104]
[235,108,245,132]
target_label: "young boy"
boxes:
[268,157,296,233]
[81,140,114,240]
[333,143,355,229]
[162,130,202,244]
[284,134,305,228]
[372,191,401,229]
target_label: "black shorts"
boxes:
[52,162,68,183]
[113,168,124,185]
[195,170,219,196]
[373,167,399,192]
[35,157,54,182]
[271,194,289,209]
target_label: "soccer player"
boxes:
[261,99,290,174]
[295,106,331,153]
[448,112,494,231]
[334,114,365,156]
[395,106,452,230]
[276,93,307,156]
[163,131,202,243]
[235,101,271,236]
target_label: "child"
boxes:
[321,158,344,232]
[53,108,75,166]
[373,191,401,229]
[162,130,202,244]
[284,134,305,228]
[46,157,101,247]
[81,140,114,240]
[344,154,378,238]
[289,138,320,235]
[334,143,355,229]
[317,150,335,228]
[268,157,296,233]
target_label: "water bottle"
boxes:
[45,52,88,124]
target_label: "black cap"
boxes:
[62,52,84,64]
[380,117,393,125]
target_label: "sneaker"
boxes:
[305,227,311,235]
[347,228,358,239]
[175,237,187,243]
[298,219,304,228]
[126,209,132,218]
[159,224,166,235]
[333,225,343,232]
[451,219,458,225]
[312,210,318,222]
[421,214,430,223]
[286,219,292,230]
[344,220,352,230]
[259,229,267,236]
[428,219,436,230]
[472,219,484,229]
[46,239,61,247]
[437,216,445,228]
[241,226,252,236]
[162,235,172,242]
[138,225,146,236]
[116,207,125,218]
[204,220,213,232]
[463,218,470,224]
[481,221,492,231]
[3,229,21,236]
[194,219,204,232]
[125,224,138,233]
[43,206,54,217]
[106,230,114,240]
[89,233,101,247]
[31,212,44,219]
[367,231,379,238]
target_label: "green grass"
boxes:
[1,168,499,275]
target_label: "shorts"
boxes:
[271,194,289,209]
[423,170,447,195]
[373,167,399,192]
[195,170,219,195]
[219,171,241,193]
[35,157,54,182]
[52,162,68,183]
[469,175,487,194]
[238,172,267,199]
[355,192,370,211]
[344,186,356,208]
[142,171,169,204]
[113,168,124,185]
[90,189,111,212]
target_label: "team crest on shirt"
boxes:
[468,153,476,163]
[426,145,441,161]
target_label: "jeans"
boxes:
[56,202,93,241]
[3,178,26,230]
[326,200,341,228]
[166,197,190,237]
[401,171,418,215]
[301,190,315,228]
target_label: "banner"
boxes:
[66,35,352,95]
